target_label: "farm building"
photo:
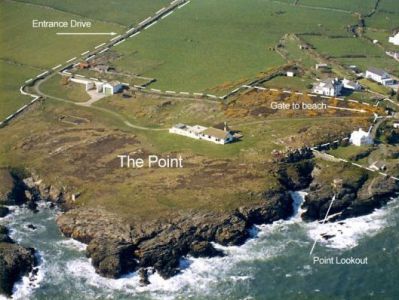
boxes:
[70,77,103,93]
[350,128,373,146]
[389,32,399,46]
[342,78,361,91]
[69,77,124,95]
[365,68,395,86]
[169,123,235,145]
[103,81,124,95]
[312,78,343,96]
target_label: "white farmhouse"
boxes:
[389,32,399,46]
[103,81,124,95]
[365,68,395,86]
[312,78,343,96]
[342,78,361,91]
[350,128,373,146]
[169,123,235,145]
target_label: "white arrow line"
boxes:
[56,32,117,36]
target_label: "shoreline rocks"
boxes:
[0,225,36,297]
[2,151,398,287]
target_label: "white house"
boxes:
[393,123,399,129]
[169,123,235,145]
[350,128,373,146]
[312,78,343,96]
[342,78,361,91]
[103,81,124,95]
[389,32,399,46]
[365,68,395,86]
[286,71,295,77]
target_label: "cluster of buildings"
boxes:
[70,77,124,95]
[169,123,237,145]
[312,77,361,97]
[312,67,396,97]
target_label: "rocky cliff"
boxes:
[0,225,36,297]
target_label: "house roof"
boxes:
[173,123,186,129]
[367,67,387,77]
[202,127,230,139]
[315,78,340,89]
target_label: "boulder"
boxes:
[86,238,136,278]
[0,231,36,297]
[0,206,9,218]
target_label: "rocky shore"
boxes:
[1,149,398,289]
[0,224,36,297]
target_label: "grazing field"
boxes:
[0,61,39,120]
[366,0,399,31]
[0,1,124,70]
[302,35,399,75]
[297,0,377,14]
[40,75,91,102]
[261,76,312,91]
[113,0,355,93]
[13,0,172,27]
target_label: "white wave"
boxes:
[12,253,45,300]
[57,239,87,252]
[307,197,399,250]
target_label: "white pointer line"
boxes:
[310,195,336,255]
[56,32,117,36]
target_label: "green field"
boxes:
[302,35,399,75]
[0,1,124,69]
[298,0,377,14]
[112,0,355,93]
[0,61,40,120]
[262,76,312,91]
[0,0,168,120]
[13,0,172,27]
[40,75,91,102]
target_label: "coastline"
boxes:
[1,146,398,297]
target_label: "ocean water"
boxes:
[1,193,399,300]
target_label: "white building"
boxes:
[312,78,343,96]
[342,78,361,91]
[103,81,124,95]
[70,77,103,93]
[169,123,235,145]
[365,68,395,86]
[393,123,399,129]
[389,32,399,46]
[350,128,373,146]
[286,71,295,77]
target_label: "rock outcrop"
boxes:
[303,162,399,221]
[0,225,36,297]
[57,189,292,281]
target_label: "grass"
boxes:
[302,35,399,76]
[40,75,91,102]
[359,79,392,95]
[298,0,377,14]
[14,0,172,27]
[112,0,355,93]
[95,95,224,128]
[328,145,373,161]
[262,75,312,91]
[0,1,124,70]
[0,61,40,120]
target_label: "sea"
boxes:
[1,192,399,300]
